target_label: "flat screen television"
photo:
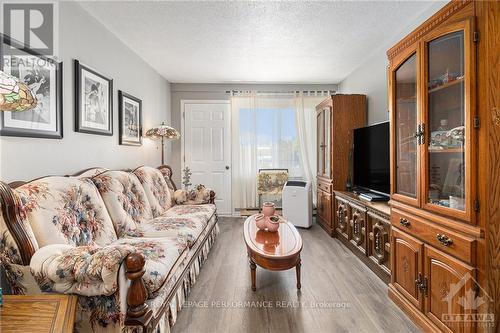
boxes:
[353,121,390,196]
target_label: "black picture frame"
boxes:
[0,33,63,139]
[118,90,142,146]
[74,59,113,136]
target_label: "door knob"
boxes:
[225,166,230,170]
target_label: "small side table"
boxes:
[0,294,78,333]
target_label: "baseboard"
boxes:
[388,284,440,333]
[316,218,334,237]
[335,236,390,284]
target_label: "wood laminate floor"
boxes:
[172,216,420,333]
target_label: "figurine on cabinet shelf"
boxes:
[430,131,449,148]
[446,126,465,148]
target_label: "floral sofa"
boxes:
[0,165,218,333]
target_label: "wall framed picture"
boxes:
[0,34,63,139]
[118,90,142,146]
[74,60,113,135]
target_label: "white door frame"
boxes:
[180,99,232,214]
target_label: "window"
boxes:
[231,92,326,209]
[239,107,301,177]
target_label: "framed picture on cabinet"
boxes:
[0,34,63,139]
[118,90,142,146]
[74,60,113,136]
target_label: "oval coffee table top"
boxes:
[243,215,303,260]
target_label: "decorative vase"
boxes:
[266,215,280,232]
[254,213,267,230]
[262,202,276,217]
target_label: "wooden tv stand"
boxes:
[332,191,391,283]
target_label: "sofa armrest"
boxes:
[30,243,135,297]
[173,185,216,205]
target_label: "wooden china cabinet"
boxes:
[387,1,499,332]
[316,94,366,236]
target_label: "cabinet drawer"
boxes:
[317,180,332,193]
[391,209,475,264]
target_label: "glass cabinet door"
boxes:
[394,52,419,203]
[423,20,474,222]
[317,110,325,176]
[324,107,331,178]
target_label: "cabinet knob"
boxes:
[436,234,453,246]
[399,218,411,228]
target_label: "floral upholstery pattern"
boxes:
[92,171,153,237]
[15,177,118,248]
[113,237,187,296]
[164,204,216,221]
[0,215,42,295]
[133,166,173,217]
[30,243,134,296]
[131,204,216,247]
[0,165,218,333]
[76,292,124,332]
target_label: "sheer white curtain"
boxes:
[232,91,327,210]
[295,94,325,204]
[232,92,297,209]
[232,93,257,210]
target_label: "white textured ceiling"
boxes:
[79,1,438,84]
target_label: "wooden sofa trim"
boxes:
[157,165,177,191]
[0,181,37,265]
[125,252,153,329]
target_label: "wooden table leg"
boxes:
[250,259,257,291]
[296,259,301,290]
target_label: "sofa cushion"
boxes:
[15,177,118,248]
[92,171,153,237]
[164,204,216,223]
[126,204,216,247]
[133,166,173,217]
[113,236,187,296]
[129,215,204,248]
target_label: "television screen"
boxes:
[353,122,390,195]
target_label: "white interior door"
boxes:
[182,101,232,215]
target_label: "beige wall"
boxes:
[0,2,171,182]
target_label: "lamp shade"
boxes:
[145,122,180,140]
[0,70,37,112]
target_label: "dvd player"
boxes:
[358,192,389,202]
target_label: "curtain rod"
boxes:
[230,90,336,94]
[172,90,336,94]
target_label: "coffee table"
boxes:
[243,215,303,291]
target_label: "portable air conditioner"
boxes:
[282,180,312,228]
